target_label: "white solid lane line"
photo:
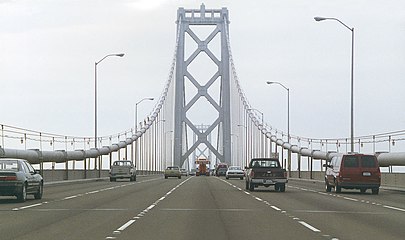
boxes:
[13,202,44,211]
[383,205,405,212]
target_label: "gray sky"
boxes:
[1,0,404,143]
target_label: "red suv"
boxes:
[324,154,381,194]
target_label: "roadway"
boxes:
[0,176,404,240]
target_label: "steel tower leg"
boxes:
[173,4,231,167]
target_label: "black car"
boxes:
[0,159,43,202]
[216,167,228,176]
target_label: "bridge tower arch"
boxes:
[173,4,231,167]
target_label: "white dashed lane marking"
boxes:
[11,178,160,212]
[218,178,339,240]
[105,177,192,239]
[117,220,136,231]
[290,184,405,214]
[298,221,321,232]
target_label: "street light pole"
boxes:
[266,81,290,143]
[231,134,239,166]
[135,98,154,133]
[134,97,154,169]
[237,124,247,167]
[247,108,264,159]
[314,16,355,153]
[94,53,124,176]
[165,130,174,167]
[266,81,290,175]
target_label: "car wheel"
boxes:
[275,184,280,191]
[279,184,286,192]
[178,176,181,179]
[17,183,27,202]
[372,188,379,195]
[165,176,168,179]
[34,181,43,199]
[245,181,249,190]
[226,176,229,179]
[360,188,366,194]
[133,176,137,182]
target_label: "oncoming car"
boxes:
[0,159,43,202]
[225,166,244,180]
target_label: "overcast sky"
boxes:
[1,0,404,143]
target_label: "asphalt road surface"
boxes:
[1,176,404,240]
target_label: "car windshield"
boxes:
[0,160,19,171]
[250,160,279,168]
[361,156,376,168]
[167,166,179,170]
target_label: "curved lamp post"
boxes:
[94,53,124,175]
[95,53,125,150]
[314,16,355,153]
[135,98,155,133]
[266,81,290,175]
[134,97,154,170]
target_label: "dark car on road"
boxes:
[245,158,288,192]
[215,163,228,176]
[0,159,43,202]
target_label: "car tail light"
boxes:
[284,171,287,178]
[1,176,17,181]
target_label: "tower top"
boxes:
[177,4,229,25]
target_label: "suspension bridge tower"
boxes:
[173,4,232,167]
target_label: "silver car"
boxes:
[226,166,245,180]
[0,159,43,202]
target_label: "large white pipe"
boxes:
[250,115,405,166]
[375,152,405,167]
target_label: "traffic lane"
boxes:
[0,179,120,213]
[288,179,405,210]
[287,179,405,240]
[227,178,405,240]
[116,176,327,240]
[0,176,154,209]
[284,187,405,240]
[0,175,174,240]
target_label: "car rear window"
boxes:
[343,156,359,168]
[361,156,377,168]
[0,160,19,171]
[250,160,279,168]
[114,161,132,166]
